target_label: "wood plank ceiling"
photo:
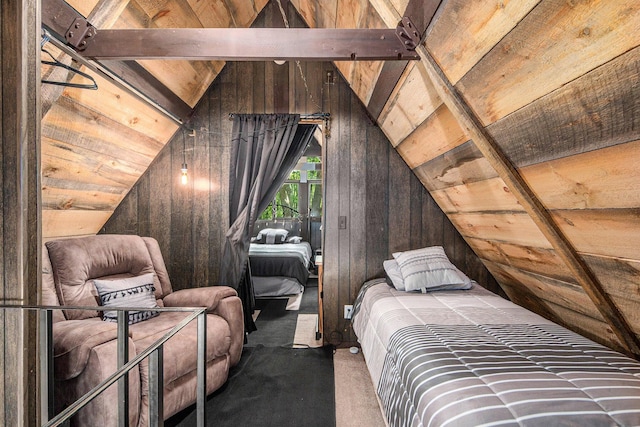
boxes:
[41,0,640,356]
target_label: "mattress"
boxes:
[352,279,640,427]
[252,276,304,298]
[249,242,312,296]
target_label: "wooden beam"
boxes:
[367,61,407,121]
[42,0,190,122]
[86,0,131,29]
[100,60,192,120]
[80,28,420,61]
[3,0,42,424]
[361,0,441,121]
[403,0,443,36]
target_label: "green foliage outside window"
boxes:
[309,183,322,217]
[259,156,322,220]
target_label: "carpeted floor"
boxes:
[167,345,335,427]
[167,279,337,426]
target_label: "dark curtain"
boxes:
[221,114,316,334]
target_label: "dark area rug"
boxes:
[166,279,335,426]
[166,345,336,427]
[247,298,297,347]
[246,284,319,348]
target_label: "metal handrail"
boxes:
[0,304,209,427]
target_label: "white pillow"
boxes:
[392,246,472,292]
[287,236,302,244]
[93,273,159,324]
[383,259,405,291]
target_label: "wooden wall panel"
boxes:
[449,212,552,249]
[487,262,602,324]
[41,136,141,189]
[368,0,640,352]
[378,62,441,146]
[291,0,338,29]
[430,177,522,214]
[43,97,164,163]
[44,210,113,239]
[2,1,40,423]
[413,141,497,191]
[521,140,640,211]
[40,0,270,241]
[103,0,496,347]
[488,46,640,169]
[457,0,640,125]
[426,0,541,84]
[62,70,179,143]
[387,146,411,255]
[467,237,572,284]
[486,261,621,351]
[396,104,468,168]
[552,209,640,260]
[586,255,640,335]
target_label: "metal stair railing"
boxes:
[0,304,209,427]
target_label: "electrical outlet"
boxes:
[344,304,354,319]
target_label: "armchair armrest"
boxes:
[163,286,244,366]
[53,319,122,380]
[162,286,237,312]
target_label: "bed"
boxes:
[352,247,640,427]
[248,227,313,297]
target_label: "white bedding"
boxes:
[352,279,640,427]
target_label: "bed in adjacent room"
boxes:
[249,227,312,297]
[352,246,640,427]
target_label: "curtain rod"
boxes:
[228,113,330,120]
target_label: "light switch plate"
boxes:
[339,215,347,229]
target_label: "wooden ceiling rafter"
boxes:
[367,0,640,358]
[42,0,192,122]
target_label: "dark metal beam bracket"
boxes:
[396,17,421,51]
[65,17,96,50]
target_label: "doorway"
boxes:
[247,123,325,347]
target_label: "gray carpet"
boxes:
[246,284,318,348]
[167,279,336,427]
[167,345,335,427]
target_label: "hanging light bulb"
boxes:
[181,163,188,185]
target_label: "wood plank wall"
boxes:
[1,0,41,424]
[347,0,640,353]
[103,0,498,345]
[40,0,270,240]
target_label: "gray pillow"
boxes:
[392,246,473,292]
[255,228,289,244]
[383,259,405,291]
[93,273,159,324]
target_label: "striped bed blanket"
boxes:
[352,279,640,427]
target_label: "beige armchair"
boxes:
[42,234,243,426]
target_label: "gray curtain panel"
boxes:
[221,113,316,333]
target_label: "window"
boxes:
[259,156,322,220]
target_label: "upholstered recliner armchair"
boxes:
[42,234,243,426]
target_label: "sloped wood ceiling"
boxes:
[293,0,639,354]
[42,0,640,355]
[41,0,268,239]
